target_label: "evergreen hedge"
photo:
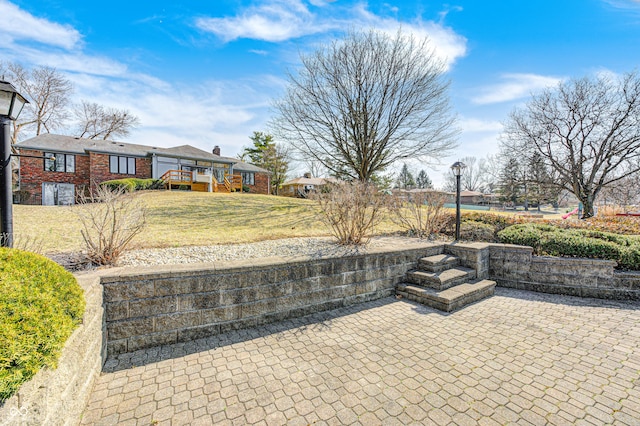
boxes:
[498,223,640,270]
[0,249,85,401]
[100,178,163,192]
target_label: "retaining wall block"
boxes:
[154,311,202,333]
[103,280,154,302]
[128,330,178,353]
[107,317,154,340]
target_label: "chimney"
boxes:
[212,145,221,156]
[303,172,312,179]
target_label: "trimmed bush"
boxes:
[460,220,495,242]
[0,248,85,401]
[498,223,640,270]
[100,178,163,192]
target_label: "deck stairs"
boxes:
[396,253,496,312]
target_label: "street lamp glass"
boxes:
[450,161,466,177]
[0,81,29,120]
[0,90,12,117]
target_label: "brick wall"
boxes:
[18,149,90,199]
[18,150,153,201]
[235,171,270,195]
[89,152,152,185]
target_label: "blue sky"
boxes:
[1,0,639,186]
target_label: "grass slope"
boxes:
[15,192,376,253]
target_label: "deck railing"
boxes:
[160,169,193,189]
[224,174,243,192]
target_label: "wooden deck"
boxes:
[160,170,243,192]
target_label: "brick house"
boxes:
[15,134,271,205]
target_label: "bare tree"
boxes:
[0,62,73,143]
[272,29,457,181]
[74,100,140,140]
[478,155,502,193]
[442,156,484,192]
[599,172,640,209]
[503,71,640,218]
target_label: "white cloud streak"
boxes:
[195,0,468,69]
[471,73,563,104]
[459,118,503,133]
[0,0,81,49]
[196,0,329,42]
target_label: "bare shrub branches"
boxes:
[75,186,146,265]
[388,191,448,238]
[314,182,386,245]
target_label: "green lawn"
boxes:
[14,190,570,254]
[15,191,400,253]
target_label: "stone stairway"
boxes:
[396,253,496,312]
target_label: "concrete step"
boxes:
[418,254,460,273]
[397,279,496,312]
[406,267,476,291]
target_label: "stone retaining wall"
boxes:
[101,241,443,357]
[489,243,640,300]
[0,274,106,426]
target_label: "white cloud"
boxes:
[471,73,563,104]
[603,0,640,8]
[195,0,329,42]
[459,118,503,133]
[0,0,81,49]
[195,0,467,69]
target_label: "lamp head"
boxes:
[0,80,29,121]
[450,161,466,177]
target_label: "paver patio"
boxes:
[80,288,640,425]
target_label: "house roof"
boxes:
[282,176,336,186]
[460,190,484,197]
[15,134,270,173]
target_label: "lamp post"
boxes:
[0,80,29,248]
[451,161,466,241]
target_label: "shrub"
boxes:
[440,212,526,241]
[0,248,85,401]
[388,191,448,238]
[460,220,495,242]
[498,223,640,270]
[76,186,147,265]
[314,181,386,245]
[100,178,163,192]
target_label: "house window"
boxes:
[44,152,75,173]
[109,155,136,175]
[242,172,255,185]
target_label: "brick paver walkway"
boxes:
[81,288,640,425]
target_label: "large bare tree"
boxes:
[74,100,140,140]
[272,30,457,181]
[0,62,73,144]
[503,71,640,218]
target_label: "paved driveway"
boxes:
[81,288,640,425]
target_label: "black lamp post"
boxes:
[451,161,466,241]
[0,80,29,248]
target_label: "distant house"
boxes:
[15,134,271,205]
[280,174,339,197]
[460,190,485,205]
